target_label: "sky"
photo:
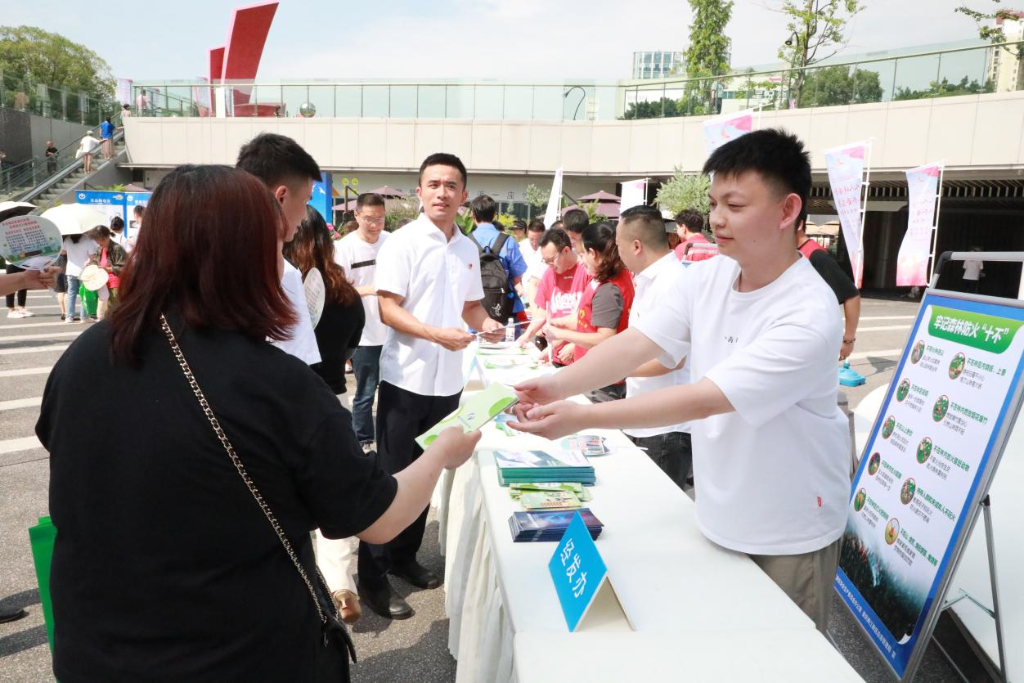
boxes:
[7,0,983,81]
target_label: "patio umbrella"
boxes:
[562,203,620,219]
[368,186,410,198]
[0,201,36,224]
[578,190,620,202]
[41,204,110,236]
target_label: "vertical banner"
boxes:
[544,167,564,229]
[308,173,334,224]
[193,76,212,117]
[619,178,647,212]
[116,79,133,105]
[896,163,943,287]
[703,110,754,156]
[824,142,869,288]
[835,292,1024,679]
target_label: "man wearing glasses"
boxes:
[516,228,591,366]
[334,192,389,454]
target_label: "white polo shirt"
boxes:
[272,260,322,365]
[334,230,389,347]
[624,252,691,439]
[633,255,850,556]
[376,216,485,397]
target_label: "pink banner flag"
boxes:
[896,163,943,287]
[703,111,754,156]
[824,142,869,288]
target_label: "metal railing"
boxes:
[128,41,1023,122]
[1,70,118,126]
[0,131,124,204]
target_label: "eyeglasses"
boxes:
[359,217,385,226]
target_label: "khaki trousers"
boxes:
[749,539,840,633]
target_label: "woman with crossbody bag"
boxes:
[36,165,480,682]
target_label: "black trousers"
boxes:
[357,381,461,588]
[628,431,693,492]
[5,264,26,308]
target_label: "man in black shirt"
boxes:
[45,140,59,175]
[797,220,861,360]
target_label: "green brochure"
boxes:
[415,382,519,449]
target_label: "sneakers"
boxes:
[20,309,33,317]
[332,589,361,625]
[7,310,24,319]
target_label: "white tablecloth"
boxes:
[438,344,861,682]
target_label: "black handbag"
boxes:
[160,314,356,682]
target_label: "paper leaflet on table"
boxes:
[0,215,63,271]
[415,382,519,449]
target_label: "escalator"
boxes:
[0,130,126,211]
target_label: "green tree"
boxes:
[524,183,550,210]
[656,168,710,216]
[799,65,884,106]
[0,26,114,94]
[774,0,862,106]
[621,97,684,119]
[682,0,734,115]
[956,2,1023,57]
[893,75,995,100]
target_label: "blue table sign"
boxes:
[547,511,632,632]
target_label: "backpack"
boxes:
[469,231,514,321]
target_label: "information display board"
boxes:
[835,291,1024,680]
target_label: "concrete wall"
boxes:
[122,91,1024,178]
[0,108,90,165]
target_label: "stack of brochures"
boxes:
[493,449,595,487]
[508,509,604,542]
[508,482,593,511]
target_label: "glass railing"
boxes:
[129,41,1023,122]
[1,71,117,127]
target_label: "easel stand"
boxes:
[933,495,1008,683]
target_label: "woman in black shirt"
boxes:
[35,165,480,683]
[283,205,365,396]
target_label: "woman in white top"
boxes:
[76,131,102,173]
[63,234,97,323]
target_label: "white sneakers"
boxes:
[6,309,33,319]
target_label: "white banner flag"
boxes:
[824,142,870,288]
[619,178,647,212]
[897,163,943,287]
[543,167,564,229]
[703,110,754,156]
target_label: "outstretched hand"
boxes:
[507,400,587,440]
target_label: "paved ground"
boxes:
[0,292,980,682]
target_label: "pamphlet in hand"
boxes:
[415,382,519,449]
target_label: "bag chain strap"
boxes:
[159,314,334,627]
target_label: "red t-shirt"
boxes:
[798,238,826,259]
[675,232,718,262]
[534,262,592,363]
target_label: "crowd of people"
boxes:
[21,128,864,681]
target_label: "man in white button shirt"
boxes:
[511,130,850,633]
[236,133,322,365]
[357,153,504,620]
[615,205,693,491]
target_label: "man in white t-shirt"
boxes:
[334,192,389,451]
[236,133,321,365]
[511,129,850,632]
[520,219,547,312]
[357,153,504,620]
[615,205,693,491]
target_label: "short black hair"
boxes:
[702,128,811,229]
[356,193,386,210]
[470,194,497,222]
[562,209,588,235]
[419,152,468,189]
[511,219,527,231]
[674,209,704,232]
[550,220,564,231]
[527,219,546,233]
[110,215,125,231]
[236,133,321,188]
[619,205,668,250]
[539,228,572,252]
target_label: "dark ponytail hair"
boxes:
[581,221,626,282]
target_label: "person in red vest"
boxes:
[545,221,635,402]
[796,220,861,360]
[674,209,719,262]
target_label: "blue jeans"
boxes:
[350,345,382,444]
[66,275,82,319]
